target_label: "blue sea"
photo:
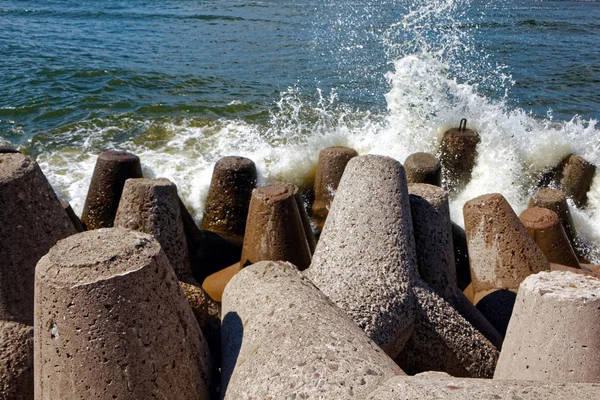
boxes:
[1,0,600,257]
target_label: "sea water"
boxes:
[1,0,599,258]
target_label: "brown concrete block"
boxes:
[114,178,191,280]
[404,152,442,186]
[558,154,596,208]
[241,184,312,271]
[312,146,358,231]
[201,262,241,303]
[81,151,143,230]
[60,200,85,233]
[0,153,76,325]
[34,228,212,399]
[495,271,600,383]
[439,119,480,194]
[519,207,580,269]
[0,321,33,400]
[221,261,403,399]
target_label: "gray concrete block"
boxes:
[0,320,33,400]
[221,261,403,400]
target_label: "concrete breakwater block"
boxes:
[556,154,596,208]
[81,151,143,230]
[312,146,358,231]
[494,271,600,383]
[519,207,580,269]
[34,229,212,399]
[114,178,192,281]
[306,155,417,358]
[366,372,600,399]
[404,152,442,186]
[408,184,503,349]
[0,320,33,400]
[0,153,76,325]
[439,119,480,194]
[221,261,403,399]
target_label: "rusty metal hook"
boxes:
[459,118,467,132]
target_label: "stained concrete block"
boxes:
[366,372,600,399]
[306,155,417,358]
[404,152,441,186]
[114,178,192,280]
[81,151,143,230]
[558,154,596,208]
[34,228,212,400]
[221,261,403,400]
[439,119,480,194]
[0,153,76,325]
[0,320,33,400]
[494,271,600,383]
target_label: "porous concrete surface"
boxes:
[463,193,549,302]
[34,228,211,400]
[305,155,417,358]
[81,151,143,230]
[395,282,498,378]
[114,178,191,280]
[439,125,480,194]
[0,153,76,325]
[558,154,596,208]
[366,372,600,399]
[221,261,403,400]
[528,187,579,252]
[0,320,33,400]
[241,184,312,271]
[404,152,441,186]
[495,271,600,383]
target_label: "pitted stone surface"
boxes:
[34,228,211,400]
[404,152,441,186]
[0,154,76,325]
[305,155,417,358]
[495,271,600,383]
[221,261,403,400]
[367,372,600,399]
[0,321,33,400]
[115,178,191,280]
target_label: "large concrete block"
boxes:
[306,155,417,358]
[0,320,33,400]
[439,119,480,194]
[34,228,212,400]
[0,154,76,325]
[404,152,441,186]
[494,271,600,383]
[114,178,191,280]
[221,261,403,400]
[557,154,596,208]
[81,151,143,230]
[367,372,600,399]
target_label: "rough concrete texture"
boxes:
[241,184,312,271]
[34,228,212,400]
[409,184,503,349]
[451,222,471,291]
[529,187,577,242]
[221,261,404,400]
[81,151,143,230]
[551,263,600,278]
[0,320,33,400]
[404,152,442,186]
[60,200,85,233]
[463,193,550,303]
[366,372,600,399]
[201,156,256,240]
[558,154,596,208]
[494,271,600,383]
[519,207,580,269]
[114,178,191,280]
[395,282,499,378]
[312,146,358,231]
[305,155,417,358]
[0,153,76,325]
[439,123,480,194]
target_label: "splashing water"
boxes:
[28,0,600,261]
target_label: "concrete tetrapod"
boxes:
[221,261,404,400]
[367,371,600,400]
[0,320,33,400]
[81,151,143,230]
[404,152,442,186]
[494,271,600,383]
[557,154,596,208]
[306,155,418,358]
[312,146,358,231]
[34,228,212,400]
[114,178,192,281]
[519,207,580,269]
[408,183,503,349]
[439,119,480,194]
[0,153,76,325]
